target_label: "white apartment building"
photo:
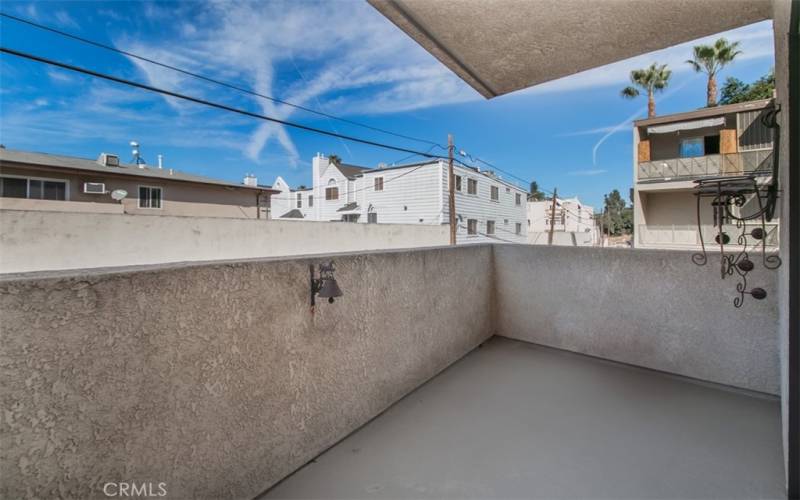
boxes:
[527,197,596,246]
[272,154,528,244]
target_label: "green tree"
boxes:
[620,63,672,118]
[686,38,742,107]
[328,154,342,166]
[528,181,545,201]
[719,70,775,105]
[603,189,631,236]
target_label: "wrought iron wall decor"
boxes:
[692,105,782,308]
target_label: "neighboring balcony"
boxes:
[637,150,773,183]
[637,222,780,249]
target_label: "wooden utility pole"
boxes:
[548,187,558,245]
[448,134,456,245]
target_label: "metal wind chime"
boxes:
[691,106,782,308]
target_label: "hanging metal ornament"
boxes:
[691,105,782,308]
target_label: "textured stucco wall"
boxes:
[494,244,780,394]
[0,210,449,273]
[772,0,794,487]
[0,245,493,499]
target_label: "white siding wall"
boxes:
[527,198,596,246]
[443,164,528,244]
[317,162,352,222]
[358,163,443,225]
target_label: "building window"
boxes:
[506,187,511,193]
[138,186,162,209]
[504,219,509,225]
[325,187,339,200]
[1,176,67,200]
[374,177,384,191]
[467,219,477,235]
[487,220,495,235]
[455,175,462,191]
[308,195,313,207]
[296,192,302,208]
[467,178,477,195]
[679,137,705,158]
[515,193,522,205]
[342,214,359,222]
[368,212,378,224]
[516,223,522,235]
[490,186,499,201]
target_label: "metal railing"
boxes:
[637,150,773,182]
[637,223,779,248]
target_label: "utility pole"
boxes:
[548,187,558,245]
[448,134,456,245]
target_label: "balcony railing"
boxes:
[637,223,779,247]
[637,150,773,182]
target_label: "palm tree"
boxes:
[620,63,672,118]
[686,38,742,107]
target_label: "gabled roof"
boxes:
[333,162,371,179]
[280,209,305,219]
[0,148,278,193]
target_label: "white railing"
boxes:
[637,150,773,182]
[637,223,779,248]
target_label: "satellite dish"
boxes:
[110,189,128,201]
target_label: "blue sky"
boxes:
[0,1,776,209]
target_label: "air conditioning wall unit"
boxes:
[83,182,107,194]
[97,153,120,167]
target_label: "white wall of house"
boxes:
[527,198,595,246]
[275,154,528,244]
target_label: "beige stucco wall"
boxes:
[0,165,267,219]
[494,244,780,395]
[0,210,451,273]
[0,245,494,499]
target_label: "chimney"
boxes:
[243,174,258,187]
[157,154,163,169]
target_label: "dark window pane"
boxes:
[151,188,161,208]
[43,181,66,200]
[139,187,149,208]
[705,135,720,155]
[1,177,27,198]
[29,180,43,199]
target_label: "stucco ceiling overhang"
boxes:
[368,0,773,98]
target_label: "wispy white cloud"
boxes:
[568,169,608,176]
[53,10,79,29]
[113,1,478,163]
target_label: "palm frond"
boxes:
[620,86,639,98]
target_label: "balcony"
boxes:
[638,222,780,249]
[637,150,773,183]
[0,244,785,499]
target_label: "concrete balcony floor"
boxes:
[262,337,784,499]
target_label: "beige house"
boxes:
[0,148,277,218]
[632,99,778,249]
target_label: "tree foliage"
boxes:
[602,189,633,236]
[620,63,672,118]
[528,181,546,201]
[686,38,742,106]
[719,70,775,105]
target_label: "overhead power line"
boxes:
[0,12,445,149]
[0,46,443,159]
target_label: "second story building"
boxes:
[273,154,529,244]
[527,197,596,246]
[632,99,779,250]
